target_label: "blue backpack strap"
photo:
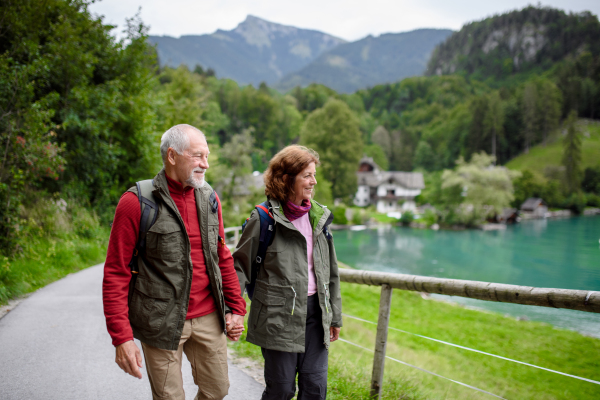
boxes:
[245,201,275,300]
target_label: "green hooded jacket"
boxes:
[233,198,343,352]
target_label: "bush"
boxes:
[400,211,414,226]
[421,208,438,226]
[582,166,600,194]
[586,193,600,207]
[351,208,364,225]
[563,192,587,215]
[332,205,348,225]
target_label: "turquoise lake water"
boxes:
[333,216,600,338]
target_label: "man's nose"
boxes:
[199,158,209,169]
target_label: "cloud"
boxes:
[89,0,600,41]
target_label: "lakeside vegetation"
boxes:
[230,282,600,399]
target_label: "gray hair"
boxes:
[160,124,205,165]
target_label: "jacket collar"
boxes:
[268,197,331,234]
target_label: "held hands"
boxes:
[225,313,245,341]
[115,340,143,379]
[330,326,341,342]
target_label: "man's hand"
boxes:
[330,327,341,342]
[225,313,245,341]
[115,340,143,379]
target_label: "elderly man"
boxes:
[103,124,246,400]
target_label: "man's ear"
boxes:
[167,148,177,166]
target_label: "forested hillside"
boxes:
[426,6,600,84]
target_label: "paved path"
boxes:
[0,264,264,400]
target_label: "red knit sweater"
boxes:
[102,176,246,347]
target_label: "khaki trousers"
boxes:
[141,311,229,400]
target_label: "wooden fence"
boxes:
[338,269,600,399]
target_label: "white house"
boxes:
[353,157,425,213]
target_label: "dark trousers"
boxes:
[260,294,328,400]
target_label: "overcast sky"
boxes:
[88,0,600,41]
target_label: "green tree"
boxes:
[413,141,436,171]
[363,144,389,170]
[523,82,539,153]
[216,129,258,201]
[442,153,520,224]
[156,66,228,139]
[511,170,547,208]
[300,99,363,200]
[562,111,582,193]
[466,95,489,158]
[371,126,391,157]
[483,91,504,163]
[313,167,333,206]
[538,80,562,146]
[0,0,159,250]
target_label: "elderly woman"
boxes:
[233,145,342,400]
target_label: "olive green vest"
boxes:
[127,170,228,350]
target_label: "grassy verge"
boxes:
[0,200,109,305]
[229,282,600,399]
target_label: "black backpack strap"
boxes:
[128,179,158,304]
[322,210,334,240]
[209,190,218,214]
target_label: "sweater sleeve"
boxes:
[216,193,247,316]
[102,191,140,347]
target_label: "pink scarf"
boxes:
[284,199,312,222]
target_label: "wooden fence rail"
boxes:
[338,269,600,313]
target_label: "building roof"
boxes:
[520,197,547,211]
[357,171,425,189]
[358,156,382,173]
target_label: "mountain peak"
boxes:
[233,15,298,47]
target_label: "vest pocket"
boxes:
[129,276,173,334]
[252,287,287,336]
[146,218,183,261]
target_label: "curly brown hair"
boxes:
[264,145,320,202]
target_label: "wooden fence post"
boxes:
[370,284,393,399]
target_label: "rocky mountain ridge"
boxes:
[275,28,453,93]
[149,15,346,86]
[426,6,600,80]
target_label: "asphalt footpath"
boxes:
[0,263,265,400]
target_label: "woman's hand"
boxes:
[225,313,245,341]
[330,326,341,342]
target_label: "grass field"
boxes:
[229,282,600,399]
[506,119,600,175]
